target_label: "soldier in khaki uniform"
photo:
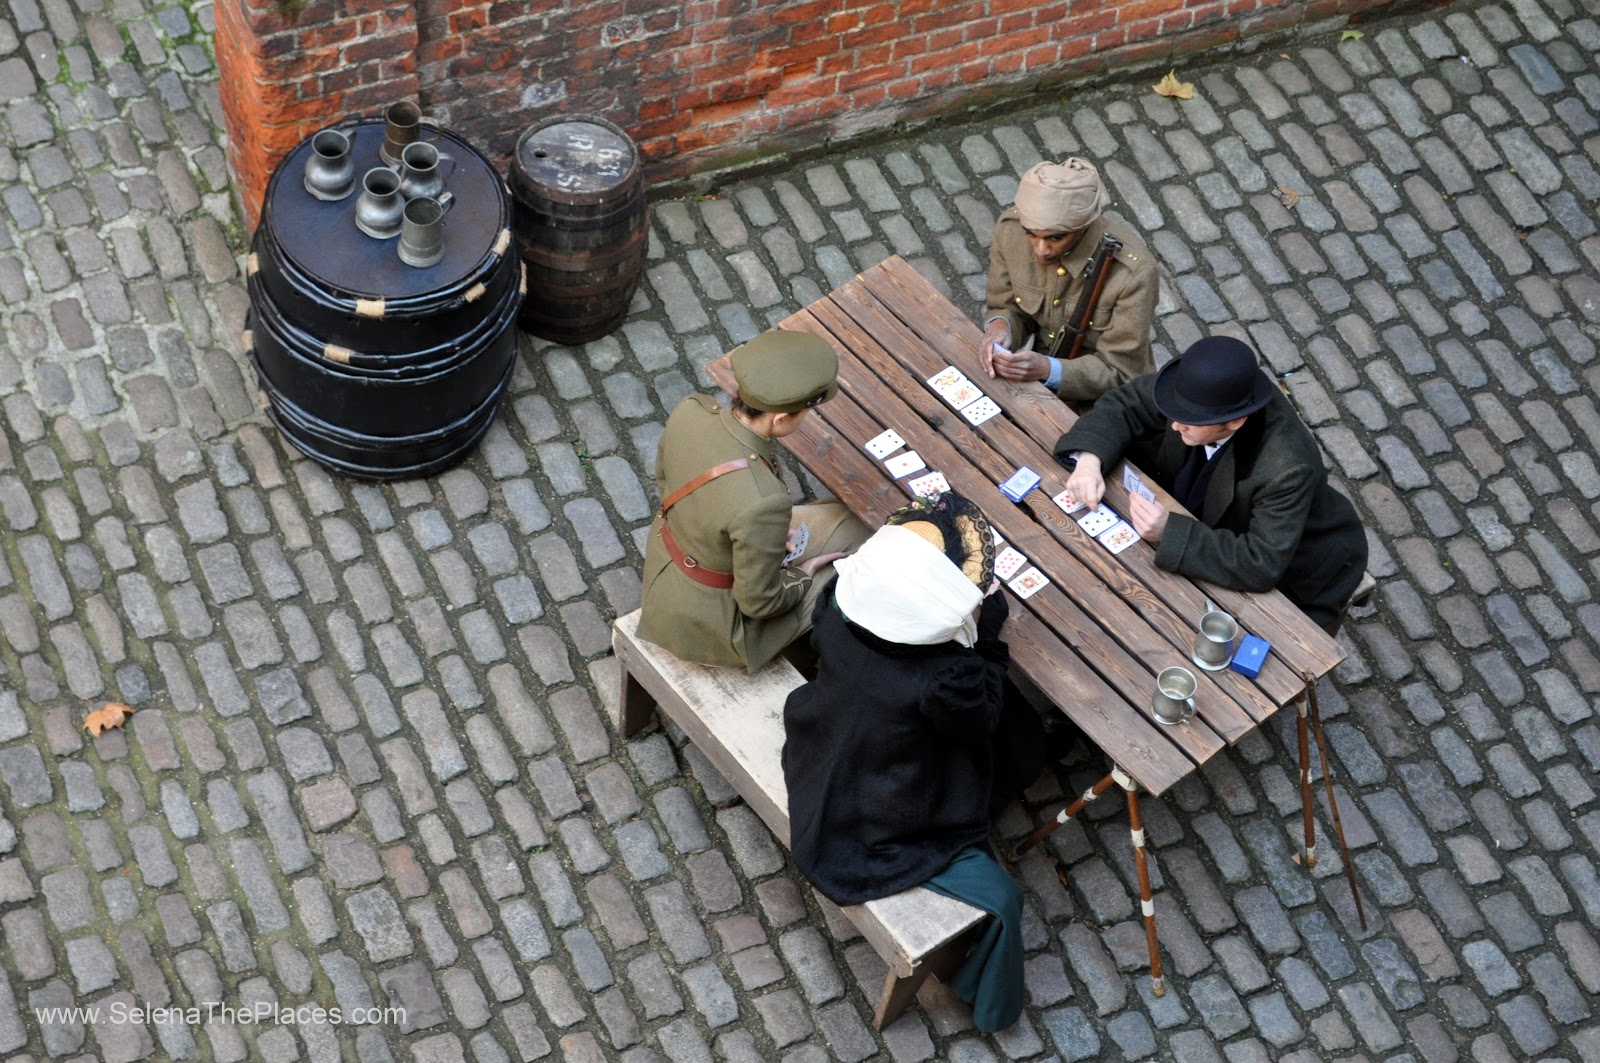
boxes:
[979,158,1158,413]
[638,331,868,672]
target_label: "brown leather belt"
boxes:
[657,457,752,589]
[660,521,735,589]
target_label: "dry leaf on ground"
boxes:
[1276,186,1301,207]
[1153,70,1196,101]
[83,702,134,737]
[1341,29,1364,41]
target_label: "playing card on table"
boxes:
[1122,465,1157,502]
[961,396,1002,426]
[1098,520,1141,554]
[1008,567,1050,599]
[907,470,950,498]
[885,451,926,478]
[1076,504,1120,537]
[1051,488,1085,515]
[994,547,1027,581]
[998,466,1041,502]
[926,366,983,410]
[864,428,905,459]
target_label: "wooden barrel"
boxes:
[511,114,648,345]
[245,121,524,481]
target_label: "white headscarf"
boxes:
[833,525,983,648]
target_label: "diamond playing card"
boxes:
[1122,464,1156,502]
[1098,520,1141,554]
[999,466,1041,502]
[906,470,950,498]
[885,451,926,478]
[1052,488,1085,515]
[926,366,983,410]
[1008,567,1050,599]
[994,547,1027,580]
[864,429,905,459]
[1076,505,1119,537]
[961,396,1002,425]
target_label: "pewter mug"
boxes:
[380,101,439,167]
[1192,609,1239,671]
[303,129,355,201]
[398,195,452,268]
[1152,666,1197,725]
[398,141,456,202]
[354,168,405,239]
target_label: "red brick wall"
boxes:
[218,0,1369,226]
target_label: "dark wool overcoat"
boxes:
[782,589,1037,907]
[1056,373,1367,630]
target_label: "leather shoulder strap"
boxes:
[659,458,751,516]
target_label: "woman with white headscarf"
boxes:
[781,492,1045,1033]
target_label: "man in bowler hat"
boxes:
[1054,336,1367,632]
[979,158,1158,412]
[639,330,868,671]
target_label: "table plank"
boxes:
[817,282,1280,731]
[856,257,1344,687]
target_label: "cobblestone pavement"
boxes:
[2,0,1600,1059]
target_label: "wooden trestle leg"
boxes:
[1117,768,1165,997]
[1297,694,1318,868]
[1303,672,1368,930]
[1010,771,1119,860]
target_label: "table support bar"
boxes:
[1297,673,1368,931]
[1118,768,1166,996]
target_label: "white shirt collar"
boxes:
[1203,433,1236,461]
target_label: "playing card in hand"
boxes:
[1122,464,1157,502]
[783,521,810,564]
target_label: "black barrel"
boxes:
[511,114,648,345]
[246,120,524,481]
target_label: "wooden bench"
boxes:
[610,609,988,1029]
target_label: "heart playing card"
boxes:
[907,470,950,498]
[885,451,926,478]
[1052,488,1084,515]
[994,547,1027,580]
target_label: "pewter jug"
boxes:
[303,129,355,201]
[1191,609,1239,671]
[398,142,455,202]
[1152,666,1197,726]
[354,168,405,239]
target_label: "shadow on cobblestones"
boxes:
[2,0,1600,1060]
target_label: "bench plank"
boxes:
[610,610,988,1017]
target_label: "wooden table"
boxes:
[708,256,1348,991]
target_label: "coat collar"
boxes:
[721,406,778,471]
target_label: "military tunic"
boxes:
[984,210,1158,408]
[638,394,812,671]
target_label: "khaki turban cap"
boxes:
[1013,158,1109,232]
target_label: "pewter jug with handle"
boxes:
[354,168,405,239]
[303,129,355,201]
[399,142,455,202]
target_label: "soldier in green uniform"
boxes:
[638,330,868,672]
[979,158,1159,413]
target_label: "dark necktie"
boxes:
[1173,445,1208,514]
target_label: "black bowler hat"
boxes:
[1152,337,1275,426]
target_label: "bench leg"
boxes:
[870,922,985,1029]
[613,663,658,738]
[1297,694,1318,868]
[1117,768,1165,997]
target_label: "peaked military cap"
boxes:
[731,330,839,413]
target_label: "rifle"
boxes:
[1046,232,1123,361]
